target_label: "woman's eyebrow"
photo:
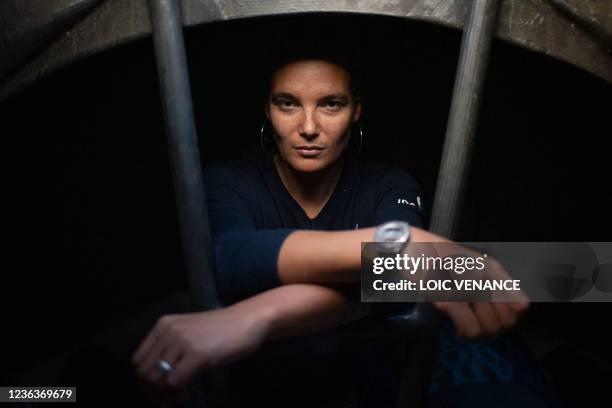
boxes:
[269,92,350,104]
[270,92,298,102]
[319,94,350,103]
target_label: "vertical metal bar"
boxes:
[147,3,229,406]
[147,0,220,311]
[430,0,499,238]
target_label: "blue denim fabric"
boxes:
[427,323,564,408]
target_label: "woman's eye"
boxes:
[278,99,296,108]
[323,100,344,110]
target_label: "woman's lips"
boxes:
[295,146,324,157]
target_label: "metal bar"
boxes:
[147,0,220,311]
[430,0,499,238]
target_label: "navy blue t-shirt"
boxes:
[202,154,426,407]
[204,154,426,305]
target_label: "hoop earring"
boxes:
[348,122,364,157]
[260,120,275,154]
[260,120,267,153]
[356,123,364,156]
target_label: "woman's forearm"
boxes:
[277,226,442,285]
[277,227,375,284]
[132,283,368,387]
[229,283,369,340]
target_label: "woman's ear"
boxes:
[264,103,270,119]
[353,101,362,123]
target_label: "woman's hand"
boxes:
[131,283,363,406]
[132,305,269,403]
[432,255,529,339]
[433,300,528,340]
[408,227,530,340]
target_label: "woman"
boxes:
[133,49,558,407]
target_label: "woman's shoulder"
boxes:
[203,156,270,189]
[205,154,269,174]
[349,158,420,188]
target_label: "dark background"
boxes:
[1,13,611,407]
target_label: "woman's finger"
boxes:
[134,332,162,380]
[133,326,160,366]
[158,345,185,387]
[167,351,207,388]
[435,302,481,339]
[492,301,518,330]
[133,315,173,368]
[141,331,171,384]
[511,298,530,312]
[472,302,501,335]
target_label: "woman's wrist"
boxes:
[227,296,277,342]
[409,226,450,243]
[226,284,358,341]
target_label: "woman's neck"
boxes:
[273,154,344,219]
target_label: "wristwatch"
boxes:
[373,220,411,254]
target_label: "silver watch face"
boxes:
[374,221,410,253]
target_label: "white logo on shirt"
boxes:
[397,197,423,210]
[397,199,416,207]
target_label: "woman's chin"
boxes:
[289,157,329,173]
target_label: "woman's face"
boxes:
[266,59,361,173]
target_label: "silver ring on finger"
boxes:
[156,359,173,376]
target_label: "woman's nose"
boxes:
[298,111,319,139]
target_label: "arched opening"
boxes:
[1,11,611,406]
